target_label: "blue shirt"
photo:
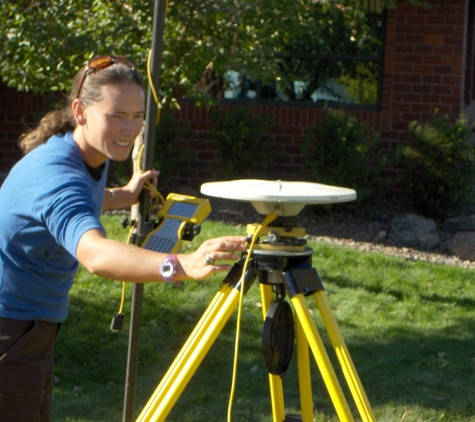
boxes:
[0,132,107,322]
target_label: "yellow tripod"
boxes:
[136,218,376,422]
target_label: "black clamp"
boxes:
[282,262,324,298]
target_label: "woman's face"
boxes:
[74,82,145,167]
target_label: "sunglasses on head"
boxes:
[76,55,136,99]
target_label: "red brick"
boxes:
[284,126,303,136]
[423,35,445,45]
[439,97,459,107]
[426,16,445,26]
[393,83,408,92]
[402,113,420,121]
[411,104,433,114]
[433,45,454,56]
[413,65,434,75]
[422,95,444,103]
[393,121,409,131]
[431,86,449,96]
[396,25,414,34]
[394,64,414,73]
[439,55,463,66]
[392,103,412,112]
[403,54,423,64]
[402,94,421,103]
[449,64,464,76]
[404,35,424,44]
[402,74,421,83]
[269,125,284,135]
[437,5,458,15]
[422,75,441,84]
[445,36,464,46]
[414,45,434,55]
[433,65,453,74]
[423,55,443,65]
[395,44,414,53]
[442,75,462,85]
[445,16,465,26]
[435,26,457,36]
[406,15,427,25]
[413,84,432,93]
[392,93,402,102]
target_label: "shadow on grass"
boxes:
[346,322,475,412]
[53,275,475,422]
[327,271,475,310]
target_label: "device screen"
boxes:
[168,201,199,218]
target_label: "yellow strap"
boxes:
[227,212,277,422]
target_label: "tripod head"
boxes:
[202,179,357,258]
[200,179,356,217]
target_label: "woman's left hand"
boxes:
[125,169,160,204]
[102,169,159,211]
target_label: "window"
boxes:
[220,1,386,110]
[464,0,475,105]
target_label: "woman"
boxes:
[0,55,247,421]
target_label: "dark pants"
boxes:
[0,317,60,422]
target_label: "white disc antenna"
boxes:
[201,179,357,216]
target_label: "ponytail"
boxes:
[19,104,76,153]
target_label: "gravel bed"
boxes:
[307,235,475,269]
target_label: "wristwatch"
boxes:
[160,254,178,282]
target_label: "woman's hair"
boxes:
[19,59,143,154]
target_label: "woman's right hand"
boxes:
[177,235,248,280]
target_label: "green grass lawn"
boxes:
[52,215,475,422]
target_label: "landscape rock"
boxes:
[445,231,475,261]
[389,214,440,250]
[444,215,475,233]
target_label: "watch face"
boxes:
[160,256,177,281]
[161,261,174,276]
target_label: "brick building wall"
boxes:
[165,0,472,189]
[0,84,48,180]
[0,0,472,189]
[167,102,383,188]
[380,0,469,149]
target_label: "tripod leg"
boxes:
[294,310,314,422]
[137,283,229,417]
[260,283,286,422]
[312,291,376,422]
[136,282,242,422]
[290,294,355,422]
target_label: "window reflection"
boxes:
[223,59,379,106]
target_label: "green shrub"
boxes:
[210,106,273,180]
[301,108,388,204]
[396,112,475,219]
